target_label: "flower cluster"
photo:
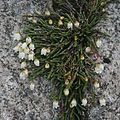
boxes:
[13,0,109,119]
[43,10,106,109]
[13,33,40,79]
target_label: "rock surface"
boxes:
[89,3,120,120]
[0,0,54,120]
[0,0,120,120]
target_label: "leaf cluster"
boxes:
[22,0,111,119]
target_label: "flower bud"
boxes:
[70,99,77,108]
[48,19,53,25]
[85,47,91,53]
[21,61,27,68]
[95,64,104,74]
[53,101,59,109]
[21,42,27,49]
[28,52,34,61]
[18,52,25,59]
[99,98,106,106]
[74,21,80,28]
[30,83,35,90]
[29,43,35,50]
[41,48,47,55]
[26,37,32,43]
[64,88,69,96]
[94,81,100,88]
[81,98,87,106]
[45,63,50,69]
[65,80,69,85]
[58,20,63,26]
[80,54,85,60]
[60,16,64,20]
[13,32,21,41]
[67,22,73,29]
[45,10,50,16]
[96,39,102,48]
[34,59,40,66]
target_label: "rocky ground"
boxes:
[89,3,120,120]
[0,0,120,120]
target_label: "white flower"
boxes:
[101,2,106,6]
[80,54,85,60]
[47,48,51,53]
[29,43,35,50]
[18,52,25,59]
[41,48,47,55]
[24,69,28,76]
[95,64,104,74]
[13,45,19,53]
[13,32,21,41]
[45,63,50,69]
[96,40,102,47]
[21,42,27,49]
[81,98,87,106]
[18,47,23,53]
[64,88,69,96]
[60,16,64,20]
[65,80,69,85]
[21,61,27,68]
[53,101,59,109]
[99,98,106,106]
[17,42,22,47]
[67,22,73,29]
[24,47,30,54]
[20,69,28,80]
[20,72,26,80]
[84,77,88,82]
[28,52,34,61]
[48,19,53,25]
[85,47,91,53]
[58,20,63,26]
[13,42,22,53]
[70,99,77,108]
[30,83,35,90]
[102,8,106,12]
[94,81,100,88]
[26,37,32,43]
[28,17,32,21]
[74,21,80,28]
[27,13,33,21]
[34,59,40,66]
[32,19,37,23]
[45,10,50,16]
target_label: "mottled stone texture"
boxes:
[0,0,120,120]
[89,3,120,120]
[0,0,54,120]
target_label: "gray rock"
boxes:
[0,0,54,120]
[89,3,120,120]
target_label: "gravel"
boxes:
[0,0,120,120]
